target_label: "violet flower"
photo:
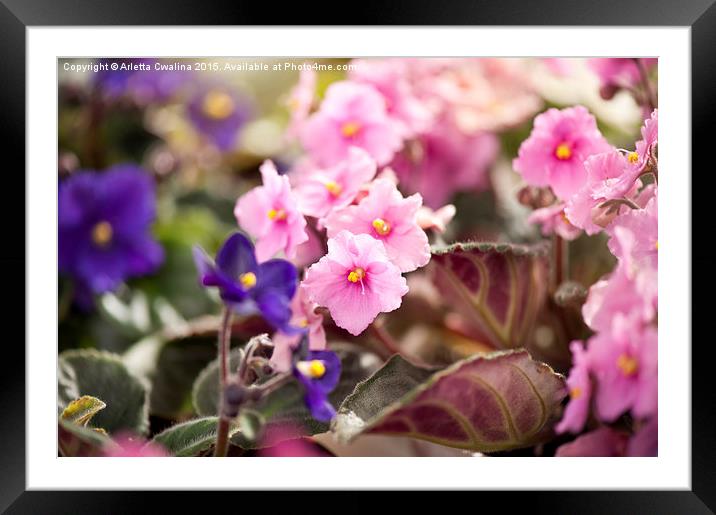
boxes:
[193,232,300,333]
[187,85,252,152]
[292,345,341,422]
[58,165,164,307]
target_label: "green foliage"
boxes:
[151,417,239,457]
[60,395,107,426]
[58,349,149,435]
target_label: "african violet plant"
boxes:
[58,57,657,458]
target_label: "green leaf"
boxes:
[429,241,549,350]
[228,342,381,449]
[59,349,149,435]
[58,418,110,457]
[61,395,106,426]
[151,416,239,457]
[332,350,566,453]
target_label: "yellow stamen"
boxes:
[239,272,257,289]
[268,208,287,221]
[325,181,342,197]
[570,387,582,400]
[340,121,361,138]
[627,151,639,164]
[347,267,366,283]
[91,221,113,247]
[616,354,639,377]
[372,218,391,236]
[298,317,309,328]
[655,240,659,251]
[202,90,235,120]
[555,143,572,160]
[297,359,326,379]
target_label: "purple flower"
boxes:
[59,165,164,306]
[193,232,299,333]
[292,347,341,422]
[187,85,253,151]
[94,58,189,104]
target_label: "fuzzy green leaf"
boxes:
[61,395,107,426]
[59,349,148,434]
[151,416,239,457]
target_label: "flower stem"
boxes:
[551,235,569,292]
[634,58,657,112]
[214,308,233,457]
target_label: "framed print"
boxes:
[2,0,714,512]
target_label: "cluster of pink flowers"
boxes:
[514,105,658,456]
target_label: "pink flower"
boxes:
[589,314,657,422]
[607,195,658,269]
[564,151,641,235]
[513,106,613,200]
[582,261,657,334]
[555,427,628,457]
[350,58,433,138]
[302,231,408,336]
[270,286,326,373]
[299,81,403,166]
[105,433,168,457]
[555,341,593,434]
[527,203,581,241]
[587,58,657,90]
[234,160,308,262]
[294,147,377,221]
[324,179,431,273]
[391,120,499,208]
[416,204,456,233]
[634,108,658,170]
[285,68,316,140]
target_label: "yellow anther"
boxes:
[268,208,287,221]
[297,359,326,379]
[298,318,309,328]
[202,90,235,120]
[91,221,113,247]
[371,218,391,236]
[627,151,639,164]
[616,354,639,377]
[239,272,257,289]
[347,267,366,283]
[340,121,361,138]
[325,181,342,197]
[570,387,582,400]
[555,143,572,160]
[655,240,659,251]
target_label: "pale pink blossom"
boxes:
[634,108,658,170]
[350,58,433,138]
[299,81,403,166]
[271,286,326,373]
[294,147,377,221]
[324,179,431,273]
[607,195,658,269]
[285,68,316,140]
[416,204,456,233]
[391,120,499,208]
[587,58,657,90]
[234,160,308,262]
[564,151,641,235]
[588,314,657,422]
[105,433,168,457]
[302,231,408,336]
[513,106,613,200]
[527,203,581,241]
[556,341,593,434]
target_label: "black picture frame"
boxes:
[3,0,713,512]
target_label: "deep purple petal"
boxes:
[97,166,157,235]
[304,389,336,422]
[306,350,341,392]
[257,259,298,300]
[254,289,293,332]
[216,232,258,280]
